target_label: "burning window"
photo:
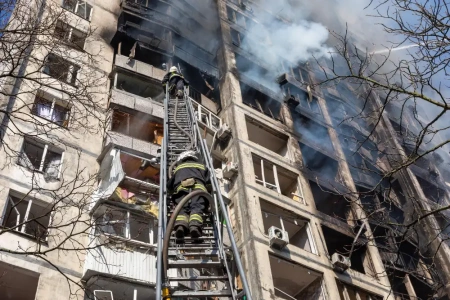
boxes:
[299,143,341,182]
[31,94,71,127]
[322,226,374,275]
[252,154,301,201]
[18,139,63,180]
[240,82,282,122]
[260,199,316,253]
[2,193,52,241]
[53,20,87,50]
[309,181,350,220]
[246,117,288,156]
[269,254,325,300]
[111,110,163,145]
[43,53,80,86]
[62,0,93,21]
[292,114,333,153]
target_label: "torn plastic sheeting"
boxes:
[90,149,125,210]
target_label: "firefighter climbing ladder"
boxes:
[155,87,252,299]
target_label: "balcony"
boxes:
[110,88,164,119]
[114,54,166,84]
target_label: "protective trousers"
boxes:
[173,190,208,230]
[169,80,185,97]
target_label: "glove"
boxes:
[176,90,183,97]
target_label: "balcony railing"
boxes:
[190,98,221,132]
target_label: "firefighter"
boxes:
[162,66,189,99]
[167,150,210,241]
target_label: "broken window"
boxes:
[43,53,80,86]
[18,139,63,180]
[310,181,350,220]
[2,194,52,241]
[252,154,301,201]
[53,20,87,50]
[299,143,341,182]
[191,100,221,131]
[322,226,373,275]
[231,28,242,46]
[415,175,444,204]
[120,152,160,186]
[0,262,39,300]
[260,199,316,253]
[31,94,71,127]
[114,70,164,100]
[292,113,333,153]
[293,65,310,83]
[62,0,93,21]
[246,117,288,156]
[111,109,163,145]
[284,83,321,115]
[95,205,156,244]
[240,82,282,122]
[269,254,325,300]
[336,281,382,300]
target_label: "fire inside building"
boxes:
[0,0,449,300]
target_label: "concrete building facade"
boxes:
[1,0,450,299]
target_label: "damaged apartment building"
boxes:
[1,0,450,300]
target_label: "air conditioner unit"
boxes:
[216,123,231,141]
[223,162,238,180]
[268,226,289,249]
[331,253,351,272]
[94,290,114,300]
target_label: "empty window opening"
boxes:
[260,199,316,253]
[292,114,333,153]
[309,181,350,221]
[116,37,168,69]
[54,20,87,50]
[18,139,63,180]
[236,54,277,92]
[269,254,324,300]
[252,154,300,200]
[299,143,340,182]
[31,93,71,127]
[114,70,164,100]
[415,175,444,204]
[62,0,93,20]
[111,109,163,145]
[322,226,371,274]
[240,82,282,122]
[246,117,288,156]
[43,53,80,86]
[95,205,156,244]
[191,100,221,131]
[120,152,160,186]
[0,262,39,300]
[346,149,382,187]
[284,83,321,115]
[87,277,156,300]
[231,28,243,47]
[336,281,382,300]
[172,58,221,103]
[2,193,52,241]
[435,213,450,245]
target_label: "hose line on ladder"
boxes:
[162,190,214,283]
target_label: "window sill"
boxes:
[61,7,91,22]
[17,165,60,181]
[0,227,49,245]
[31,113,69,130]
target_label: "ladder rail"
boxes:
[186,96,253,300]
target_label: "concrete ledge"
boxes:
[115,54,166,81]
[110,89,164,119]
[105,132,160,158]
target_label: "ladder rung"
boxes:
[168,259,222,268]
[168,249,218,257]
[169,246,220,250]
[171,290,233,298]
[168,275,229,281]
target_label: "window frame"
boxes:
[1,194,52,242]
[18,138,64,180]
[62,0,93,21]
[32,94,71,128]
[98,207,156,245]
[53,20,87,51]
[43,53,80,86]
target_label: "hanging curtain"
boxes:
[51,107,64,124]
[37,102,52,120]
[44,155,61,179]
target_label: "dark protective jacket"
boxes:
[162,71,189,92]
[167,159,210,194]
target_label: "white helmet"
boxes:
[170,66,179,73]
[177,150,198,162]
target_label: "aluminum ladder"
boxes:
[155,88,252,299]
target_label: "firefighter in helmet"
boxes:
[162,66,189,99]
[167,150,210,241]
